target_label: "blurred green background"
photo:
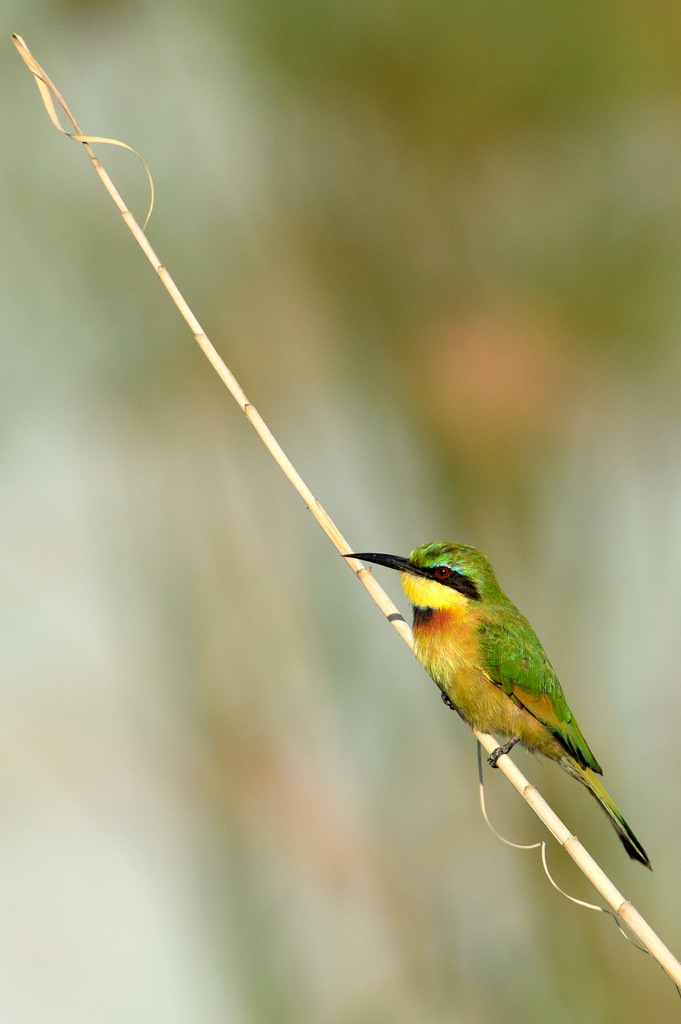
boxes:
[4,1,681,1021]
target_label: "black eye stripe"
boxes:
[426,566,481,601]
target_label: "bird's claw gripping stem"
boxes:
[488,737,520,768]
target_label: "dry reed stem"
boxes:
[12,32,681,990]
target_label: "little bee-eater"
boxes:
[348,542,650,868]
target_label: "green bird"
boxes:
[348,541,651,868]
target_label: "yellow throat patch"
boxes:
[400,572,471,613]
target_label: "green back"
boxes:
[478,607,602,773]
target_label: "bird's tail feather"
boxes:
[562,760,651,869]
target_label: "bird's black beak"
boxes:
[344,552,415,574]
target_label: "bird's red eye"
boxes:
[435,566,452,579]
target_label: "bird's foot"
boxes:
[488,737,520,768]
[440,691,456,711]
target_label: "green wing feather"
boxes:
[478,613,602,774]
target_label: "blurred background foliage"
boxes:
[3,0,681,1020]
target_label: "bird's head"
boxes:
[347,541,501,611]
